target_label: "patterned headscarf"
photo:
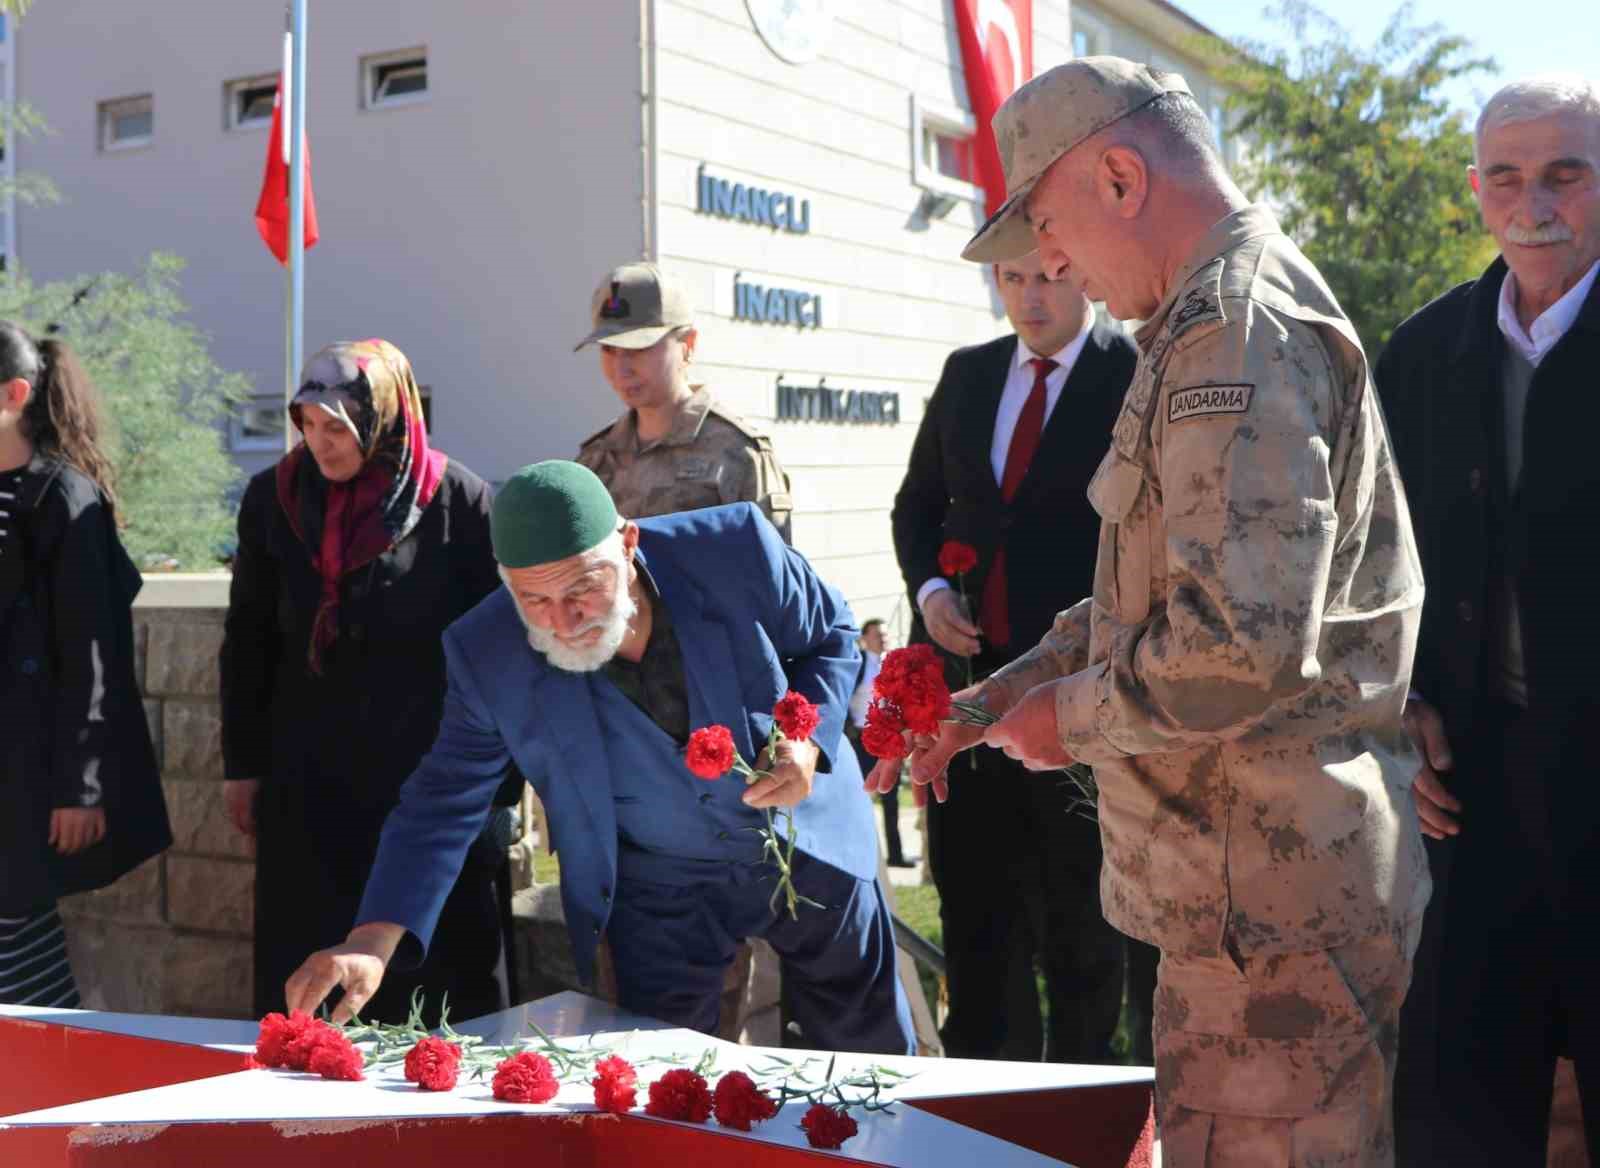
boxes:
[275,339,447,672]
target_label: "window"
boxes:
[1209,101,1227,149]
[362,48,427,110]
[1072,11,1108,58]
[226,75,278,131]
[98,95,153,151]
[909,94,983,207]
[231,397,285,453]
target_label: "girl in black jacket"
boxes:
[0,321,170,1007]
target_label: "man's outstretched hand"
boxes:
[283,923,404,1024]
[862,685,996,805]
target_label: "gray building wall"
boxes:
[14,0,647,485]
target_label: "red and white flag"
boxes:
[952,0,1034,218]
[254,31,319,265]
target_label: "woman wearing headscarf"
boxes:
[221,339,515,1025]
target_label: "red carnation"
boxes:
[255,1009,316,1069]
[861,721,909,761]
[685,725,736,780]
[645,1068,714,1123]
[592,1054,638,1114]
[873,645,952,735]
[712,1070,778,1131]
[307,1029,365,1082]
[800,1102,859,1149]
[284,1018,345,1072]
[404,1036,462,1092]
[492,1051,561,1104]
[773,691,821,742]
[938,539,978,577]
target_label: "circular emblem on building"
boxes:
[745,0,834,65]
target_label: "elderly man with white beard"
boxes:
[1376,76,1600,1167]
[284,461,914,1057]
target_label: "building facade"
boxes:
[11,0,1229,628]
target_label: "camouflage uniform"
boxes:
[986,205,1432,1165]
[577,387,793,543]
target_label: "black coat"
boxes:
[222,457,517,1020]
[1376,258,1600,820]
[892,322,1138,670]
[1376,253,1600,1168]
[0,456,170,916]
[221,458,505,812]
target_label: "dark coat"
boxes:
[0,456,171,916]
[891,321,1137,669]
[1377,258,1600,1161]
[221,458,505,810]
[1376,257,1600,827]
[221,457,514,1020]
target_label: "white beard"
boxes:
[513,579,638,673]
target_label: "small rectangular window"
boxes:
[1210,102,1228,148]
[909,94,983,207]
[926,126,975,185]
[98,95,153,152]
[231,397,286,453]
[226,75,278,131]
[362,48,428,110]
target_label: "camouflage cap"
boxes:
[573,262,695,351]
[962,56,1193,263]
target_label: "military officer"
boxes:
[870,58,1431,1166]
[575,262,793,542]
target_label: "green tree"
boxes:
[1199,2,1500,350]
[1,255,249,569]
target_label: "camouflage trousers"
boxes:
[1154,916,1423,1167]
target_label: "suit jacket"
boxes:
[357,504,876,985]
[1376,257,1600,848]
[892,320,1138,667]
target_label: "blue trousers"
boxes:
[606,846,915,1056]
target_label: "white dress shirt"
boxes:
[849,650,881,729]
[1496,258,1600,367]
[917,318,1095,612]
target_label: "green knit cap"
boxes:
[491,461,620,569]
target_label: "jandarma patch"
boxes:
[1168,384,1253,424]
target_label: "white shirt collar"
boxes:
[1013,313,1095,378]
[1496,258,1600,367]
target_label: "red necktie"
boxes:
[979,357,1056,649]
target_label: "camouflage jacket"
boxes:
[576,387,793,542]
[988,205,1431,959]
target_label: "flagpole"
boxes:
[285,0,308,448]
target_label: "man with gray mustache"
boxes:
[1375,76,1600,1166]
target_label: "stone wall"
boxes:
[59,575,255,1018]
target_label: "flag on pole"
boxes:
[255,30,318,265]
[952,0,1034,218]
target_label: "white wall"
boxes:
[651,0,1071,633]
[15,1,646,485]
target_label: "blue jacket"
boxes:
[357,504,877,984]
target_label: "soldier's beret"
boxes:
[492,460,619,569]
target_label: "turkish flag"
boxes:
[254,72,319,265]
[953,0,1034,218]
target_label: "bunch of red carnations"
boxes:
[684,689,824,919]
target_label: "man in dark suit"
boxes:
[1377,77,1600,1166]
[889,251,1151,1062]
